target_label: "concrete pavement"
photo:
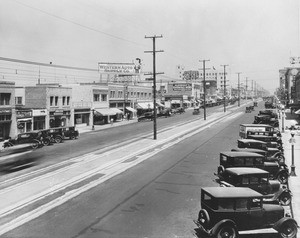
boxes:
[281,109,300,225]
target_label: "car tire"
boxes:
[31,142,39,149]
[279,192,292,206]
[198,209,210,227]
[278,220,298,238]
[43,138,51,146]
[213,223,238,238]
[54,136,63,143]
[70,135,76,140]
[277,172,289,184]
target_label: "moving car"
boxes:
[194,187,297,238]
[6,131,44,149]
[137,112,154,122]
[215,167,292,205]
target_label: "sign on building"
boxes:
[98,62,136,74]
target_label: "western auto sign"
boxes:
[98,62,136,74]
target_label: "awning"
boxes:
[17,118,32,122]
[137,102,153,109]
[110,108,124,114]
[94,108,116,116]
[156,102,165,107]
[126,107,136,112]
[295,109,300,114]
[183,100,190,104]
[171,100,181,104]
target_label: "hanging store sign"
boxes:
[98,62,136,74]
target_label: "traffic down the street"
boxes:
[0,101,294,238]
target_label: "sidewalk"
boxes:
[281,110,300,223]
[76,118,138,134]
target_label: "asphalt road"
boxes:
[1,102,278,238]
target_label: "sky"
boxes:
[0,0,299,93]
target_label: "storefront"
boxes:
[74,108,91,126]
[32,109,47,130]
[94,108,117,125]
[16,109,32,134]
[0,109,12,140]
[49,109,71,128]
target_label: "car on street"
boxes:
[239,124,275,139]
[217,151,289,184]
[194,187,298,238]
[6,131,44,149]
[61,126,79,140]
[137,112,154,122]
[215,167,292,205]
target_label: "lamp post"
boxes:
[281,109,285,133]
[91,109,95,130]
[290,131,296,176]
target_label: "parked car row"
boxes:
[4,126,79,149]
[194,103,298,238]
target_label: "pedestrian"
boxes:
[127,113,130,120]
[110,118,114,126]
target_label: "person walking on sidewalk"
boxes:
[110,118,114,126]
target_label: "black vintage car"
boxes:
[6,132,44,149]
[258,109,278,119]
[247,134,283,149]
[137,112,154,122]
[194,187,297,238]
[215,167,292,206]
[231,147,285,164]
[254,115,279,127]
[0,143,38,171]
[217,151,289,184]
[237,138,285,161]
[61,126,79,140]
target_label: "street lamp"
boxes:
[91,109,95,130]
[290,131,296,176]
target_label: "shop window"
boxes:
[0,93,11,105]
[62,96,66,105]
[67,96,70,105]
[94,94,100,102]
[55,96,58,106]
[101,94,107,101]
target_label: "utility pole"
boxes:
[199,59,210,120]
[245,77,248,101]
[145,35,164,140]
[236,72,242,107]
[221,64,229,112]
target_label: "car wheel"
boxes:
[279,193,292,206]
[276,155,285,164]
[31,142,39,149]
[278,221,298,238]
[54,136,62,143]
[70,135,76,140]
[198,209,210,227]
[214,223,238,238]
[277,172,289,184]
[43,138,51,146]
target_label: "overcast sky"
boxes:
[0,0,299,93]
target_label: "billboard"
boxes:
[98,62,136,74]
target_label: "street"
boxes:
[0,103,274,238]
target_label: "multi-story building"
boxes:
[0,81,16,139]
[25,84,72,129]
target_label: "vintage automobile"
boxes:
[173,107,185,114]
[237,138,284,158]
[6,132,44,149]
[217,151,289,184]
[245,106,254,113]
[137,112,154,122]
[61,126,79,140]
[254,115,279,127]
[258,109,278,119]
[215,167,292,206]
[194,187,297,238]
[47,128,64,143]
[0,143,38,171]
[253,101,258,107]
[192,107,200,115]
[231,147,286,164]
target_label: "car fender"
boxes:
[273,217,299,231]
[211,219,238,236]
